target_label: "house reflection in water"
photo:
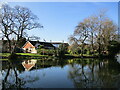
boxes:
[22,60,37,71]
[117,54,120,64]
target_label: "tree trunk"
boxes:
[81,43,84,57]
[91,32,94,55]
[6,36,12,53]
[98,27,102,56]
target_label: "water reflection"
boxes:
[2,60,25,88]
[1,58,120,88]
[22,60,37,71]
[68,59,120,88]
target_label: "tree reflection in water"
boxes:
[2,59,65,88]
[2,60,25,88]
[68,58,120,88]
[2,59,38,88]
[1,58,120,88]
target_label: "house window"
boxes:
[29,47,32,52]
[26,48,28,53]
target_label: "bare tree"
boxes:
[69,10,117,56]
[94,11,117,55]
[13,5,43,42]
[0,4,43,53]
[82,16,98,55]
[69,22,89,56]
[0,4,15,53]
[100,19,117,53]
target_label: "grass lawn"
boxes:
[0,59,8,61]
[0,53,99,59]
[0,53,48,58]
[16,53,48,57]
[65,54,95,57]
[0,53,10,57]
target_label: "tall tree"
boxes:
[13,5,43,41]
[83,16,98,54]
[0,4,15,53]
[94,11,117,55]
[69,10,117,56]
[69,22,89,56]
[0,4,43,53]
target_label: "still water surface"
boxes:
[2,57,120,88]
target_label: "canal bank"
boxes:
[1,53,115,60]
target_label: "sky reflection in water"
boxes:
[2,57,120,88]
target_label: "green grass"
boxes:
[0,53,99,59]
[0,59,8,61]
[16,53,48,57]
[0,53,48,57]
[0,53,10,57]
[0,53,53,59]
[65,54,98,57]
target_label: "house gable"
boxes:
[22,41,35,49]
[22,60,37,71]
[22,41,56,52]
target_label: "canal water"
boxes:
[1,57,120,88]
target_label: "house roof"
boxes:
[29,41,55,48]
[22,41,55,49]
[22,60,37,71]
[22,63,35,71]
[22,41,35,48]
[29,41,39,46]
[49,42,69,45]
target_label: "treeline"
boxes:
[68,10,120,57]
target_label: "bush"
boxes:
[83,49,87,54]
[37,49,55,56]
[77,49,81,54]
[14,48,24,53]
[108,40,120,57]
